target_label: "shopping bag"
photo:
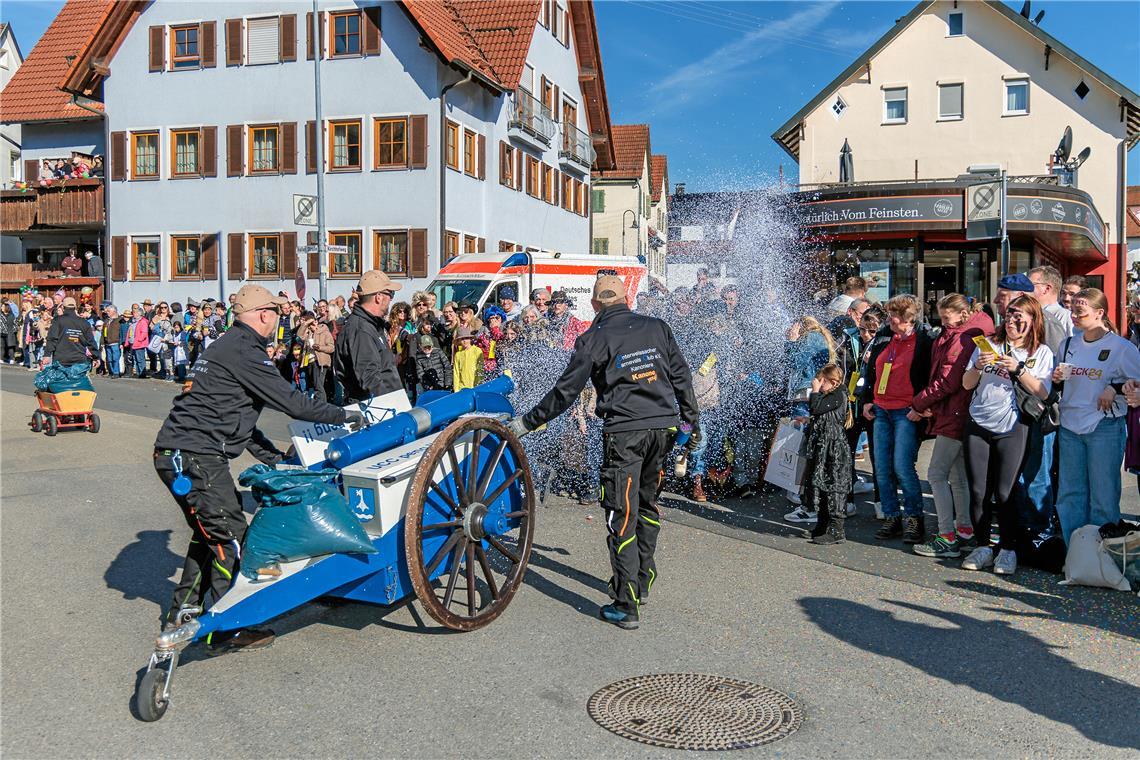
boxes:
[763,418,806,492]
[1101,529,1140,588]
[1058,525,1131,591]
[147,334,164,353]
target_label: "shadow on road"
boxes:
[800,596,1140,750]
[104,529,179,615]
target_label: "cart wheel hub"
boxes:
[463,502,488,541]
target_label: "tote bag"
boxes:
[763,418,807,492]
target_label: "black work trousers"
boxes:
[964,420,1028,550]
[154,450,246,624]
[601,428,672,615]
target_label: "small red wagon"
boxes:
[30,390,100,435]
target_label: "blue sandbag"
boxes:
[237,464,376,579]
[34,362,94,393]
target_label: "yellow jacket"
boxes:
[452,344,484,391]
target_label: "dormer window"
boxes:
[831,95,847,119]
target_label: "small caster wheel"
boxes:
[88,414,100,434]
[30,411,42,433]
[136,668,169,722]
[44,415,58,436]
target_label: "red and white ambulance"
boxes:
[427,252,647,321]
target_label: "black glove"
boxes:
[685,425,702,453]
[344,410,366,432]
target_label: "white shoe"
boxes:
[784,507,817,524]
[993,549,1017,575]
[785,490,802,505]
[872,502,885,520]
[845,501,857,517]
[961,546,995,571]
[853,479,874,494]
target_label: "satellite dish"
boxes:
[1020,0,1032,18]
[1070,146,1091,170]
[1033,10,1045,24]
[1054,126,1073,164]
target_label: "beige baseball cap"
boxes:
[62,296,77,308]
[357,269,403,297]
[593,275,626,306]
[232,284,290,314]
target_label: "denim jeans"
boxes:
[132,348,148,376]
[689,416,727,478]
[104,343,121,376]
[1019,427,1056,534]
[871,406,923,517]
[1056,417,1125,544]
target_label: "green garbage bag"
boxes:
[237,464,376,579]
[34,362,94,392]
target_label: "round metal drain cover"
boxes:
[587,673,802,751]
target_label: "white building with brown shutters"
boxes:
[59,0,615,305]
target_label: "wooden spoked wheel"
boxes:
[404,416,535,631]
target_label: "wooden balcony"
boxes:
[0,178,104,232]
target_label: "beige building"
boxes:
[591,124,665,277]
[649,153,669,276]
[772,0,1139,319]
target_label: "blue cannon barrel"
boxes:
[324,374,516,469]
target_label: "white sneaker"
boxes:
[853,479,874,494]
[993,549,1017,575]
[845,501,857,517]
[961,546,995,571]
[784,507,818,524]
[872,502,885,520]
[785,490,802,505]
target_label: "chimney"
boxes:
[674,183,685,196]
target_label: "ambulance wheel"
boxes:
[88,414,100,433]
[405,416,535,632]
[136,668,169,722]
[45,415,58,436]
[30,411,42,432]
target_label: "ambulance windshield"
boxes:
[428,279,490,307]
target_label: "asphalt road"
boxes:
[1,366,1138,758]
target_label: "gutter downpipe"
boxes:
[1117,139,1127,326]
[69,93,110,298]
[439,70,475,270]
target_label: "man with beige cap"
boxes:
[44,295,98,370]
[153,284,363,652]
[507,275,700,630]
[334,270,406,404]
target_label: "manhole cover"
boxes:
[587,673,803,751]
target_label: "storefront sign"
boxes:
[1007,194,1105,253]
[800,193,963,229]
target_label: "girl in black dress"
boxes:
[803,364,854,544]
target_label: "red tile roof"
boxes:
[650,154,668,202]
[598,124,650,180]
[1128,186,1140,238]
[0,0,109,123]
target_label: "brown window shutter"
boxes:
[305,120,317,173]
[409,114,427,170]
[225,18,242,66]
[200,21,216,67]
[281,122,297,174]
[282,232,298,275]
[199,234,218,280]
[363,5,382,55]
[226,124,243,177]
[307,244,320,278]
[280,14,297,62]
[409,228,428,278]
[110,131,126,181]
[227,233,245,280]
[149,26,164,72]
[111,236,128,281]
[201,126,217,177]
[515,150,523,191]
[306,12,324,60]
[477,134,486,180]
[553,85,560,121]
[23,158,38,182]
[498,142,508,185]
[477,237,485,253]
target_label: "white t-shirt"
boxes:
[1056,331,1140,435]
[968,343,1054,434]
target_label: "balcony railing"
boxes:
[0,178,104,232]
[559,122,596,168]
[794,174,1060,192]
[508,89,556,145]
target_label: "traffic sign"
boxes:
[966,180,1002,240]
[293,194,318,226]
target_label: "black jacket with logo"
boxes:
[155,321,345,459]
[45,309,97,366]
[333,304,403,402]
[522,304,699,433]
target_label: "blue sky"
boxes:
[4,1,1138,188]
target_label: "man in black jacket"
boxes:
[509,276,700,629]
[334,270,405,404]
[44,296,98,368]
[154,284,363,650]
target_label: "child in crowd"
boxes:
[170,321,190,382]
[452,326,484,391]
[802,364,853,544]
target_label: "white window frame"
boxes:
[831,94,847,120]
[882,86,908,125]
[947,11,964,37]
[521,62,535,94]
[1003,76,1030,116]
[937,81,963,121]
[245,15,281,66]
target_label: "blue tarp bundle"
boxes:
[34,362,94,393]
[237,464,376,579]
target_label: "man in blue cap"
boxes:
[993,273,1035,322]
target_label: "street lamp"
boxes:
[622,209,639,257]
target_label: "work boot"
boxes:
[811,516,845,545]
[875,515,903,540]
[691,475,707,503]
[902,515,925,544]
[598,604,639,630]
[207,627,276,654]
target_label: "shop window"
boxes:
[883,87,907,124]
[330,230,362,277]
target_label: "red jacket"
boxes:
[911,310,994,440]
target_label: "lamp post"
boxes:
[622,209,638,257]
[312,1,328,301]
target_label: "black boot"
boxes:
[903,515,925,544]
[811,515,845,544]
[875,515,903,540]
